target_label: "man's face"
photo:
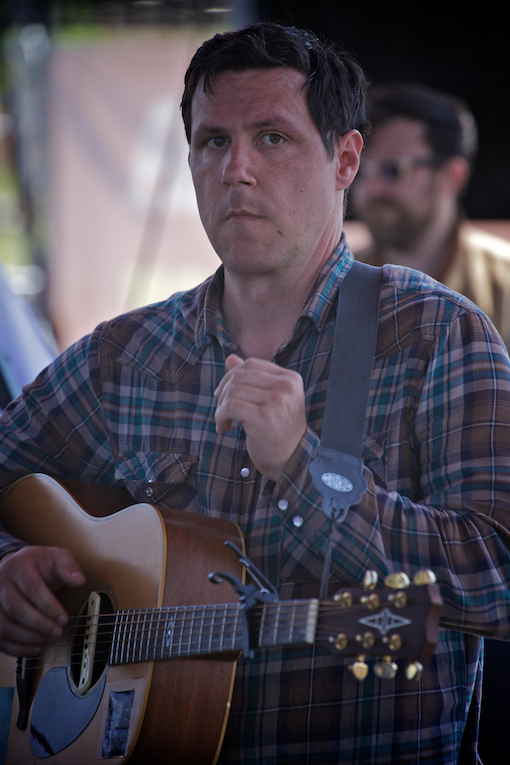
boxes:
[351,117,448,250]
[188,67,346,281]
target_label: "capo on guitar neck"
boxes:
[209,542,279,659]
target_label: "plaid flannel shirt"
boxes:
[1,242,510,764]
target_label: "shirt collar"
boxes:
[195,237,354,351]
[302,237,353,331]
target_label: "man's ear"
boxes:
[335,130,364,191]
[441,155,471,197]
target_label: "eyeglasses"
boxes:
[356,155,445,184]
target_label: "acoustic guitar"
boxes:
[0,474,442,764]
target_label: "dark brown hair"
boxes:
[180,22,370,160]
[367,82,478,168]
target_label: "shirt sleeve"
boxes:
[0,328,116,557]
[269,307,510,639]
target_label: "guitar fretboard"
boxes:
[109,599,319,665]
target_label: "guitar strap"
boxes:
[309,258,382,597]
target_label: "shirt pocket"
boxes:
[362,431,388,489]
[115,451,199,511]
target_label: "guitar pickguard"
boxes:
[30,667,105,758]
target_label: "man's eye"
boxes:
[380,162,400,180]
[207,136,227,148]
[261,134,284,145]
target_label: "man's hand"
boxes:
[0,546,85,657]
[214,354,307,482]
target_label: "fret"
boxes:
[272,601,283,645]
[130,611,138,664]
[111,612,121,665]
[154,608,163,660]
[212,604,241,653]
[200,604,210,655]
[125,611,133,663]
[117,612,124,663]
[196,605,204,653]
[132,610,138,663]
[177,607,184,657]
[216,605,226,653]
[232,606,242,650]
[119,611,128,664]
[200,605,208,653]
[258,603,269,647]
[210,605,220,653]
[203,606,211,653]
[209,604,222,654]
[138,611,147,663]
[110,598,320,666]
[215,604,228,653]
[258,600,319,648]
[130,611,136,662]
[146,608,154,662]
[164,608,176,659]
[200,605,208,654]
[187,605,196,655]
[220,605,228,652]
[126,611,134,663]
[286,602,296,644]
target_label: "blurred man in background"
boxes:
[351,79,510,765]
[351,82,510,349]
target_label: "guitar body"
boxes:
[0,474,244,764]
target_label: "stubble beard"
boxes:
[363,199,437,252]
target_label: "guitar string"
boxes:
[58,601,394,650]
[12,601,411,672]
[13,622,404,675]
[60,599,396,624]
[57,600,403,639]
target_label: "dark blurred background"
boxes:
[3,0,509,219]
[0,0,508,350]
[258,1,510,221]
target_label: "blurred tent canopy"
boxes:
[0,0,257,351]
[0,1,508,353]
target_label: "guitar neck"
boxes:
[109,599,319,665]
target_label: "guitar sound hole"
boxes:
[69,590,114,692]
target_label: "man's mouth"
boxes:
[226,209,262,221]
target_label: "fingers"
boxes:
[215,360,273,432]
[215,356,299,409]
[0,546,85,657]
[225,353,244,372]
[215,356,290,432]
[214,355,307,480]
[215,354,245,433]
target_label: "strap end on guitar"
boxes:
[310,445,367,522]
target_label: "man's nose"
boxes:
[221,143,256,186]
